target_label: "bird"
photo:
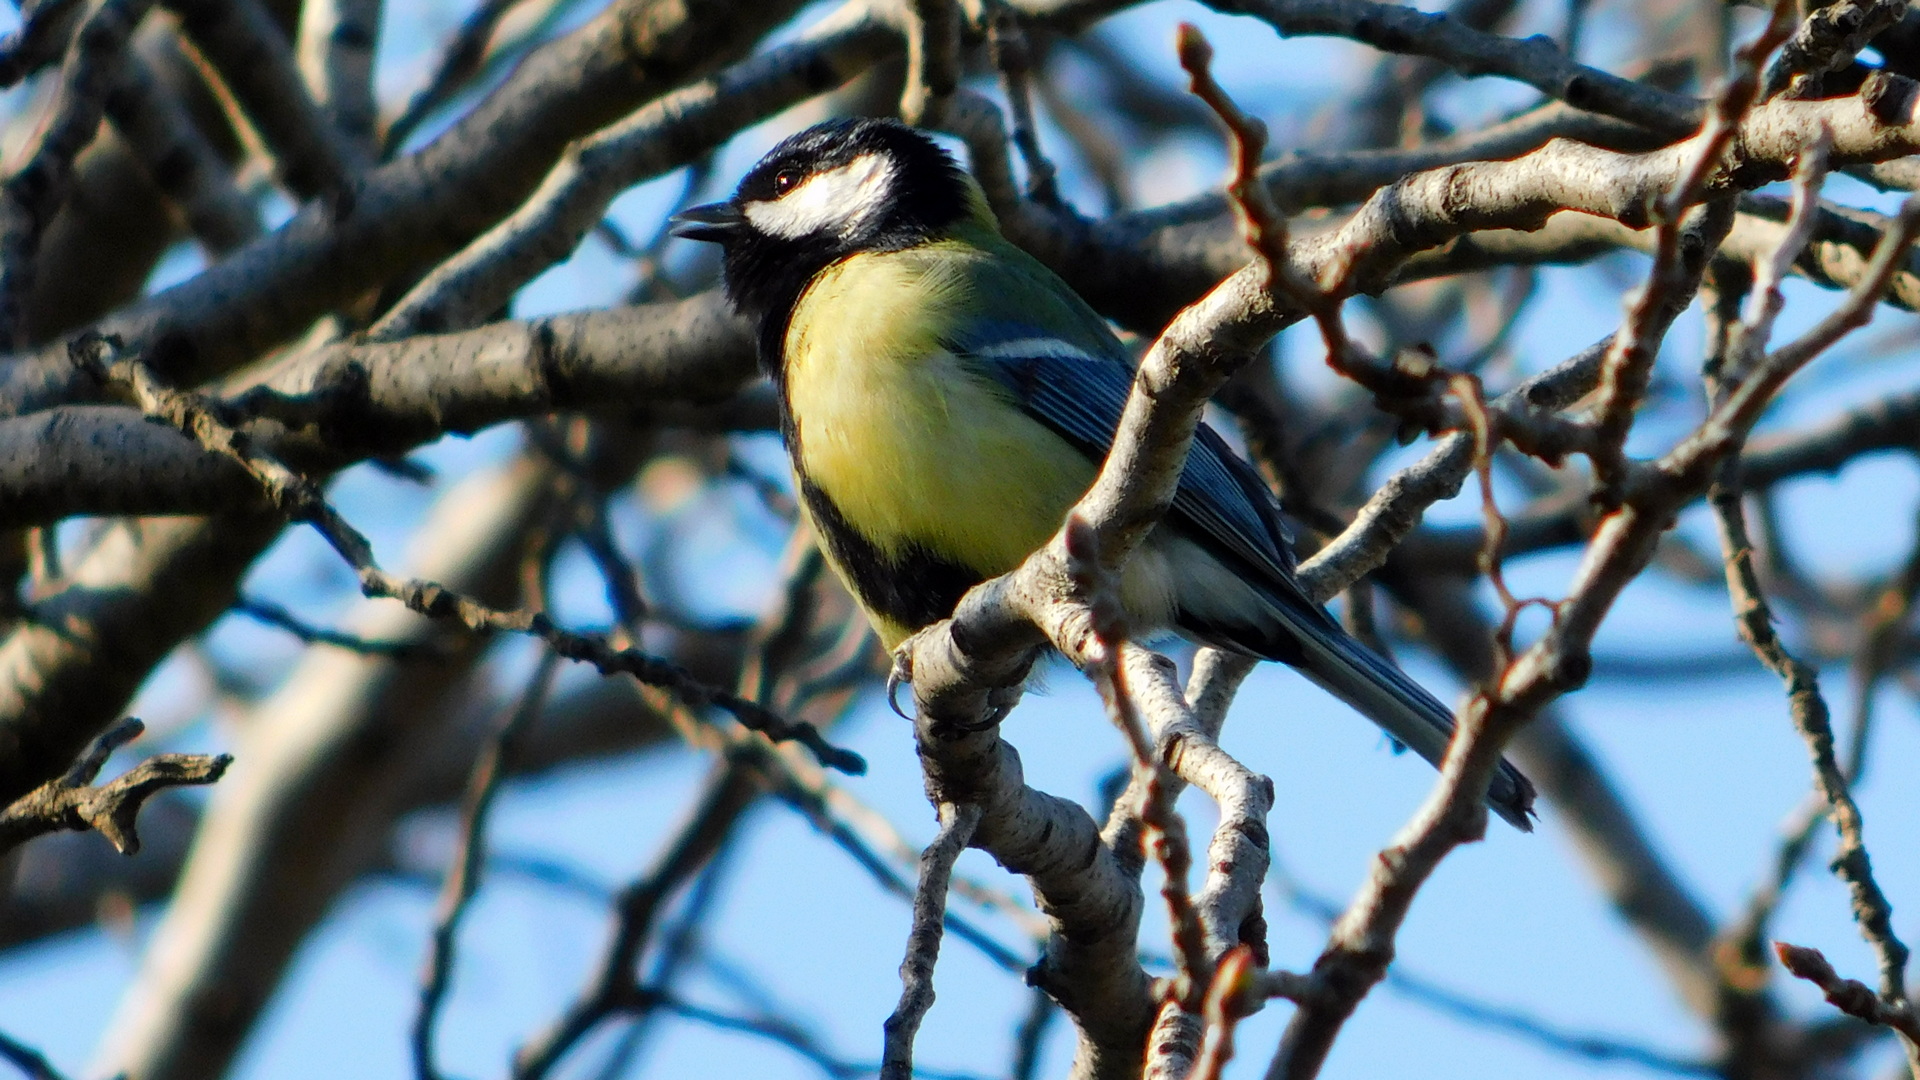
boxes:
[671,117,1536,830]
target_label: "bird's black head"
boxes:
[670,118,975,337]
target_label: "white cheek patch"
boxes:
[743,153,895,241]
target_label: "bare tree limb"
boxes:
[0,717,229,857]
[94,456,562,1080]
[1776,942,1920,1076]
[0,1029,68,1080]
[0,0,813,411]
[295,0,380,158]
[101,49,264,253]
[1211,0,1700,137]
[163,0,368,199]
[372,6,898,338]
[413,649,562,1080]
[80,338,862,773]
[879,801,982,1080]
[0,0,152,348]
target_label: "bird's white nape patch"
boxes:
[743,153,895,240]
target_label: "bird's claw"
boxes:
[886,651,914,719]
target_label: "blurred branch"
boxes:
[102,49,263,253]
[296,0,380,158]
[646,987,997,1080]
[234,595,440,658]
[382,0,522,154]
[515,534,877,1080]
[0,668,698,951]
[0,292,759,821]
[0,0,812,411]
[1337,0,1519,151]
[412,649,561,1080]
[0,0,827,836]
[372,8,897,338]
[92,457,562,1080]
[0,1029,68,1080]
[0,510,281,807]
[511,759,762,1080]
[1272,864,1720,1075]
[1714,447,1912,1006]
[987,10,1061,205]
[0,0,151,349]
[0,0,87,85]
[898,0,960,126]
[164,0,367,199]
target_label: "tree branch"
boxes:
[0,717,229,857]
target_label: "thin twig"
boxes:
[79,338,863,776]
[1712,482,1910,1003]
[647,987,996,1080]
[0,717,230,857]
[879,801,983,1080]
[235,595,439,659]
[1775,942,1920,1076]
[1716,131,1833,390]
[1588,0,1796,500]
[986,8,1060,205]
[1188,947,1260,1080]
[512,763,759,1080]
[413,650,562,1080]
[1070,521,1208,1010]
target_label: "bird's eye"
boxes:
[772,169,801,196]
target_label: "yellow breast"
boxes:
[783,246,1094,585]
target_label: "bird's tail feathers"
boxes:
[1221,588,1537,831]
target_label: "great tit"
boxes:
[672,118,1535,830]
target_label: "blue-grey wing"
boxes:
[948,320,1300,589]
[948,323,1539,830]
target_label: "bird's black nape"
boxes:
[680,117,975,363]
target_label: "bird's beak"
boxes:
[669,201,745,243]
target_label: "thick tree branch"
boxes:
[0,0,810,412]
[163,0,368,199]
[1211,0,1700,137]
[0,0,151,349]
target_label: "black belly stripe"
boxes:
[799,476,982,631]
